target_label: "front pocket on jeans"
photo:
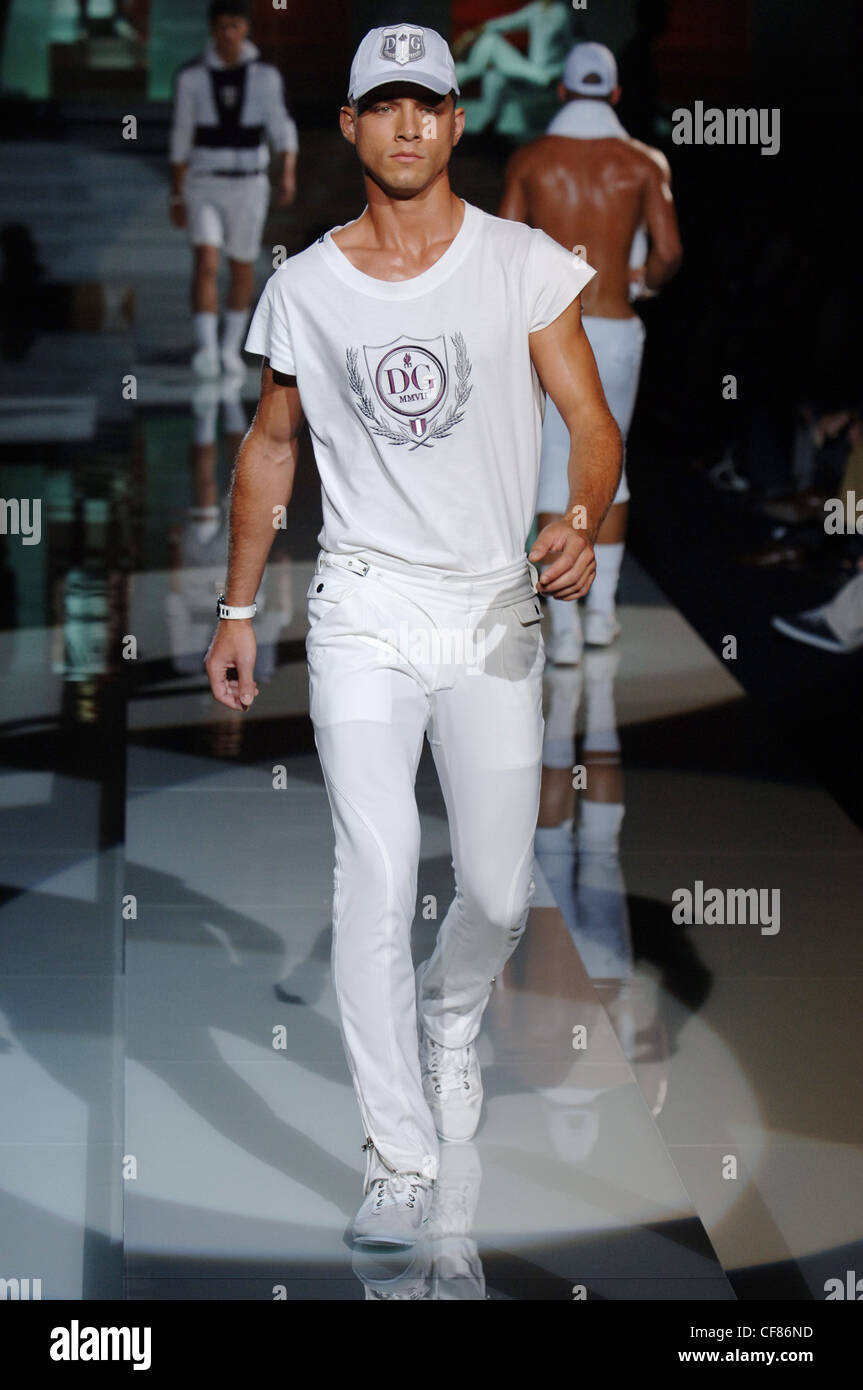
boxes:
[501,594,545,681]
[306,571,363,637]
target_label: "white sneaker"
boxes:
[220,346,246,377]
[420,1032,483,1143]
[547,603,583,666]
[583,609,621,646]
[352,1173,434,1248]
[191,347,221,378]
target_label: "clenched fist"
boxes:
[529,520,596,601]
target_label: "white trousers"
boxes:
[536,313,646,514]
[305,548,545,1188]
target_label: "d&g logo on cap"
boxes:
[346,333,472,450]
[380,26,425,66]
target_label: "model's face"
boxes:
[340,86,465,200]
[211,15,248,64]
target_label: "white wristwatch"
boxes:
[217,594,257,620]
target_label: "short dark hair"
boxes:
[209,0,248,24]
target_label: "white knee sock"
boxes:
[193,312,219,353]
[577,799,625,855]
[583,668,620,753]
[542,667,583,768]
[586,542,624,615]
[222,394,247,435]
[221,308,250,356]
[192,405,218,446]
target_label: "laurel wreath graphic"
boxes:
[346,333,473,450]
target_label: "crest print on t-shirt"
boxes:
[346,332,473,449]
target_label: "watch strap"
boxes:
[217,593,257,620]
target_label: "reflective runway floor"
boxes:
[1,134,861,1301]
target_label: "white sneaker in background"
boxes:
[419,1032,483,1143]
[583,608,622,646]
[220,346,246,377]
[191,347,221,379]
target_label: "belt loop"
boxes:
[345,556,370,577]
[527,560,540,592]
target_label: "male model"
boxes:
[206,23,621,1246]
[169,0,298,376]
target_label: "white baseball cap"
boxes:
[562,42,618,96]
[348,23,460,105]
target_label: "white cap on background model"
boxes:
[562,42,618,96]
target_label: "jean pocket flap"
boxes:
[306,572,358,603]
[512,596,543,626]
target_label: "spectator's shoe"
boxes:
[220,346,246,377]
[771,610,860,653]
[708,457,750,492]
[584,608,622,646]
[191,347,221,379]
[547,604,583,665]
[419,1032,483,1143]
[352,1173,434,1248]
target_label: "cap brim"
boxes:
[571,81,615,95]
[351,74,458,104]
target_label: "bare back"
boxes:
[500,133,681,319]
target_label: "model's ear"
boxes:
[557,81,567,103]
[452,99,466,146]
[339,104,358,146]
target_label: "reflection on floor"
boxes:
[1,135,861,1302]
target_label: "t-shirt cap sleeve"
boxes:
[244,272,296,375]
[527,230,597,334]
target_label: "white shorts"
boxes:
[185,172,270,263]
[537,313,646,515]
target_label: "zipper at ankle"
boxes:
[361,1136,399,1176]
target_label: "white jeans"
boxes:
[537,314,646,514]
[305,548,545,1189]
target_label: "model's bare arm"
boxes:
[205,364,305,710]
[643,150,682,291]
[528,296,622,599]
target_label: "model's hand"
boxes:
[276,172,296,207]
[169,196,187,229]
[529,521,596,601]
[205,620,259,710]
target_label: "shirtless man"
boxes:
[500,41,682,659]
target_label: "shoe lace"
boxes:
[425,1040,473,1096]
[371,1174,431,1212]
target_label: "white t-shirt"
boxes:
[245,199,596,573]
